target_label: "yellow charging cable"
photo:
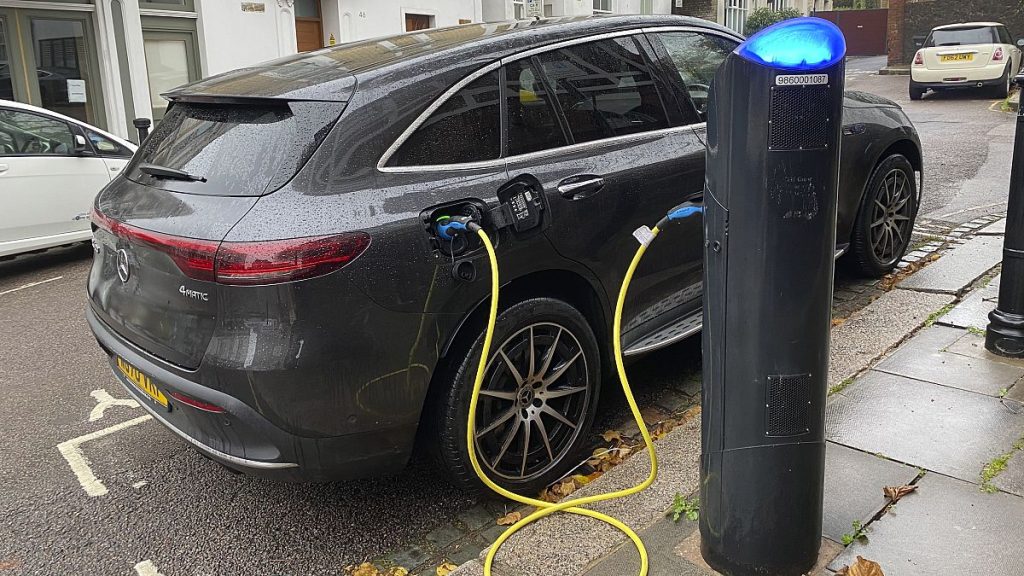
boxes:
[468,225,661,576]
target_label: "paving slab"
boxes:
[874,325,1024,396]
[471,418,702,576]
[828,289,955,387]
[937,275,1000,330]
[946,330,1024,370]
[829,473,1024,576]
[977,218,1006,235]
[825,370,1024,483]
[897,235,1003,294]
[674,531,843,576]
[581,516,709,576]
[822,443,919,544]
[995,450,1024,497]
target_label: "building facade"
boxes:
[672,0,830,34]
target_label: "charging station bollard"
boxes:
[699,18,846,576]
[985,72,1024,358]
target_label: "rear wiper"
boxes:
[139,163,207,183]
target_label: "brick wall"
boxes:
[672,0,716,22]
[890,0,1024,65]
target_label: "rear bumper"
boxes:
[911,62,1006,86]
[88,306,413,481]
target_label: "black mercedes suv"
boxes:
[88,15,922,493]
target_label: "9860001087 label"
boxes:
[775,74,828,86]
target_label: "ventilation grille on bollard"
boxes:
[768,85,830,151]
[765,373,812,437]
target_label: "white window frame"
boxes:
[640,0,653,14]
[593,0,612,15]
[511,0,525,19]
[725,0,748,35]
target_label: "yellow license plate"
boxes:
[940,53,973,62]
[116,356,169,408]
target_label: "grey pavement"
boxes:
[897,234,1003,294]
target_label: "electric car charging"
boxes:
[423,18,848,575]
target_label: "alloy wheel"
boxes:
[473,322,591,482]
[869,168,914,266]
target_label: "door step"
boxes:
[623,311,702,356]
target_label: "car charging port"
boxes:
[422,200,487,258]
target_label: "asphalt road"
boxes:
[0,59,1015,576]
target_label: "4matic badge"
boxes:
[179,285,209,301]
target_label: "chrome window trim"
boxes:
[376,25,735,174]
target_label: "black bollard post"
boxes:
[132,118,152,144]
[985,72,1024,358]
[700,18,846,576]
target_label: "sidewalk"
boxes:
[452,217,1024,576]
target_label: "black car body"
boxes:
[88,16,922,488]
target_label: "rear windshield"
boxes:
[926,26,998,47]
[126,100,345,196]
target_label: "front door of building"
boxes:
[0,7,104,127]
[294,0,323,52]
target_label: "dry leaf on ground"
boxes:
[883,484,917,502]
[436,562,458,576]
[601,429,624,443]
[835,556,884,576]
[388,569,409,576]
[347,563,381,576]
[496,511,522,525]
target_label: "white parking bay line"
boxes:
[56,415,152,497]
[134,560,166,576]
[0,276,63,297]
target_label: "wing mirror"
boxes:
[73,134,93,156]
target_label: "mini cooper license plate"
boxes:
[940,53,973,62]
[116,356,169,409]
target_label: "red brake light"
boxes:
[994,47,1005,62]
[169,391,226,413]
[214,233,371,286]
[90,208,370,285]
[914,51,924,65]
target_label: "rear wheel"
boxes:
[432,297,600,494]
[848,154,918,278]
[992,64,1012,99]
[909,81,925,100]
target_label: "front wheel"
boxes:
[847,154,918,278]
[431,297,601,494]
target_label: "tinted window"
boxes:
[390,70,501,166]
[0,109,74,156]
[536,37,670,144]
[87,129,133,158]
[927,26,998,47]
[505,58,569,156]
[127,100,344,196]
[654,32,737,120]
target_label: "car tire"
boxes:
[431,297,601,494]
[992,64,1012,99]
[909,81,925,101]
[847,154,918,278]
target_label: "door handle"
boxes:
[0,164,8,174]
[557,175,605,200]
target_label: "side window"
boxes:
[653,32,737,121]
[0,109,74,156]
[536,36,671,145]
[998,26,1013,45]
[389,70,501,167]
[87,130,133,158]
[504,58,569,156]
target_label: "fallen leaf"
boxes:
[558,478,577,496]
[538,487,560,503]
[832,317,847,327]
[882,484,917,502]
[601,429,624,443]
[436,562,458,576]
[388,569,410,576]
[496,511,521,525]
[835,556,884,576]
[347,563,381,576]
[573,472,601,485]
[0,559,21,571]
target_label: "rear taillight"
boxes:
[994,47,1005,62]
[914,51,924,65]
[169,391,226,413]
[91,208,370,285]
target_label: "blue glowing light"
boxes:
[736,17,846,71]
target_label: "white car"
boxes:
[0,100,137,259]
[910,22,1022,100]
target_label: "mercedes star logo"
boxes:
[116,249,131,283]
